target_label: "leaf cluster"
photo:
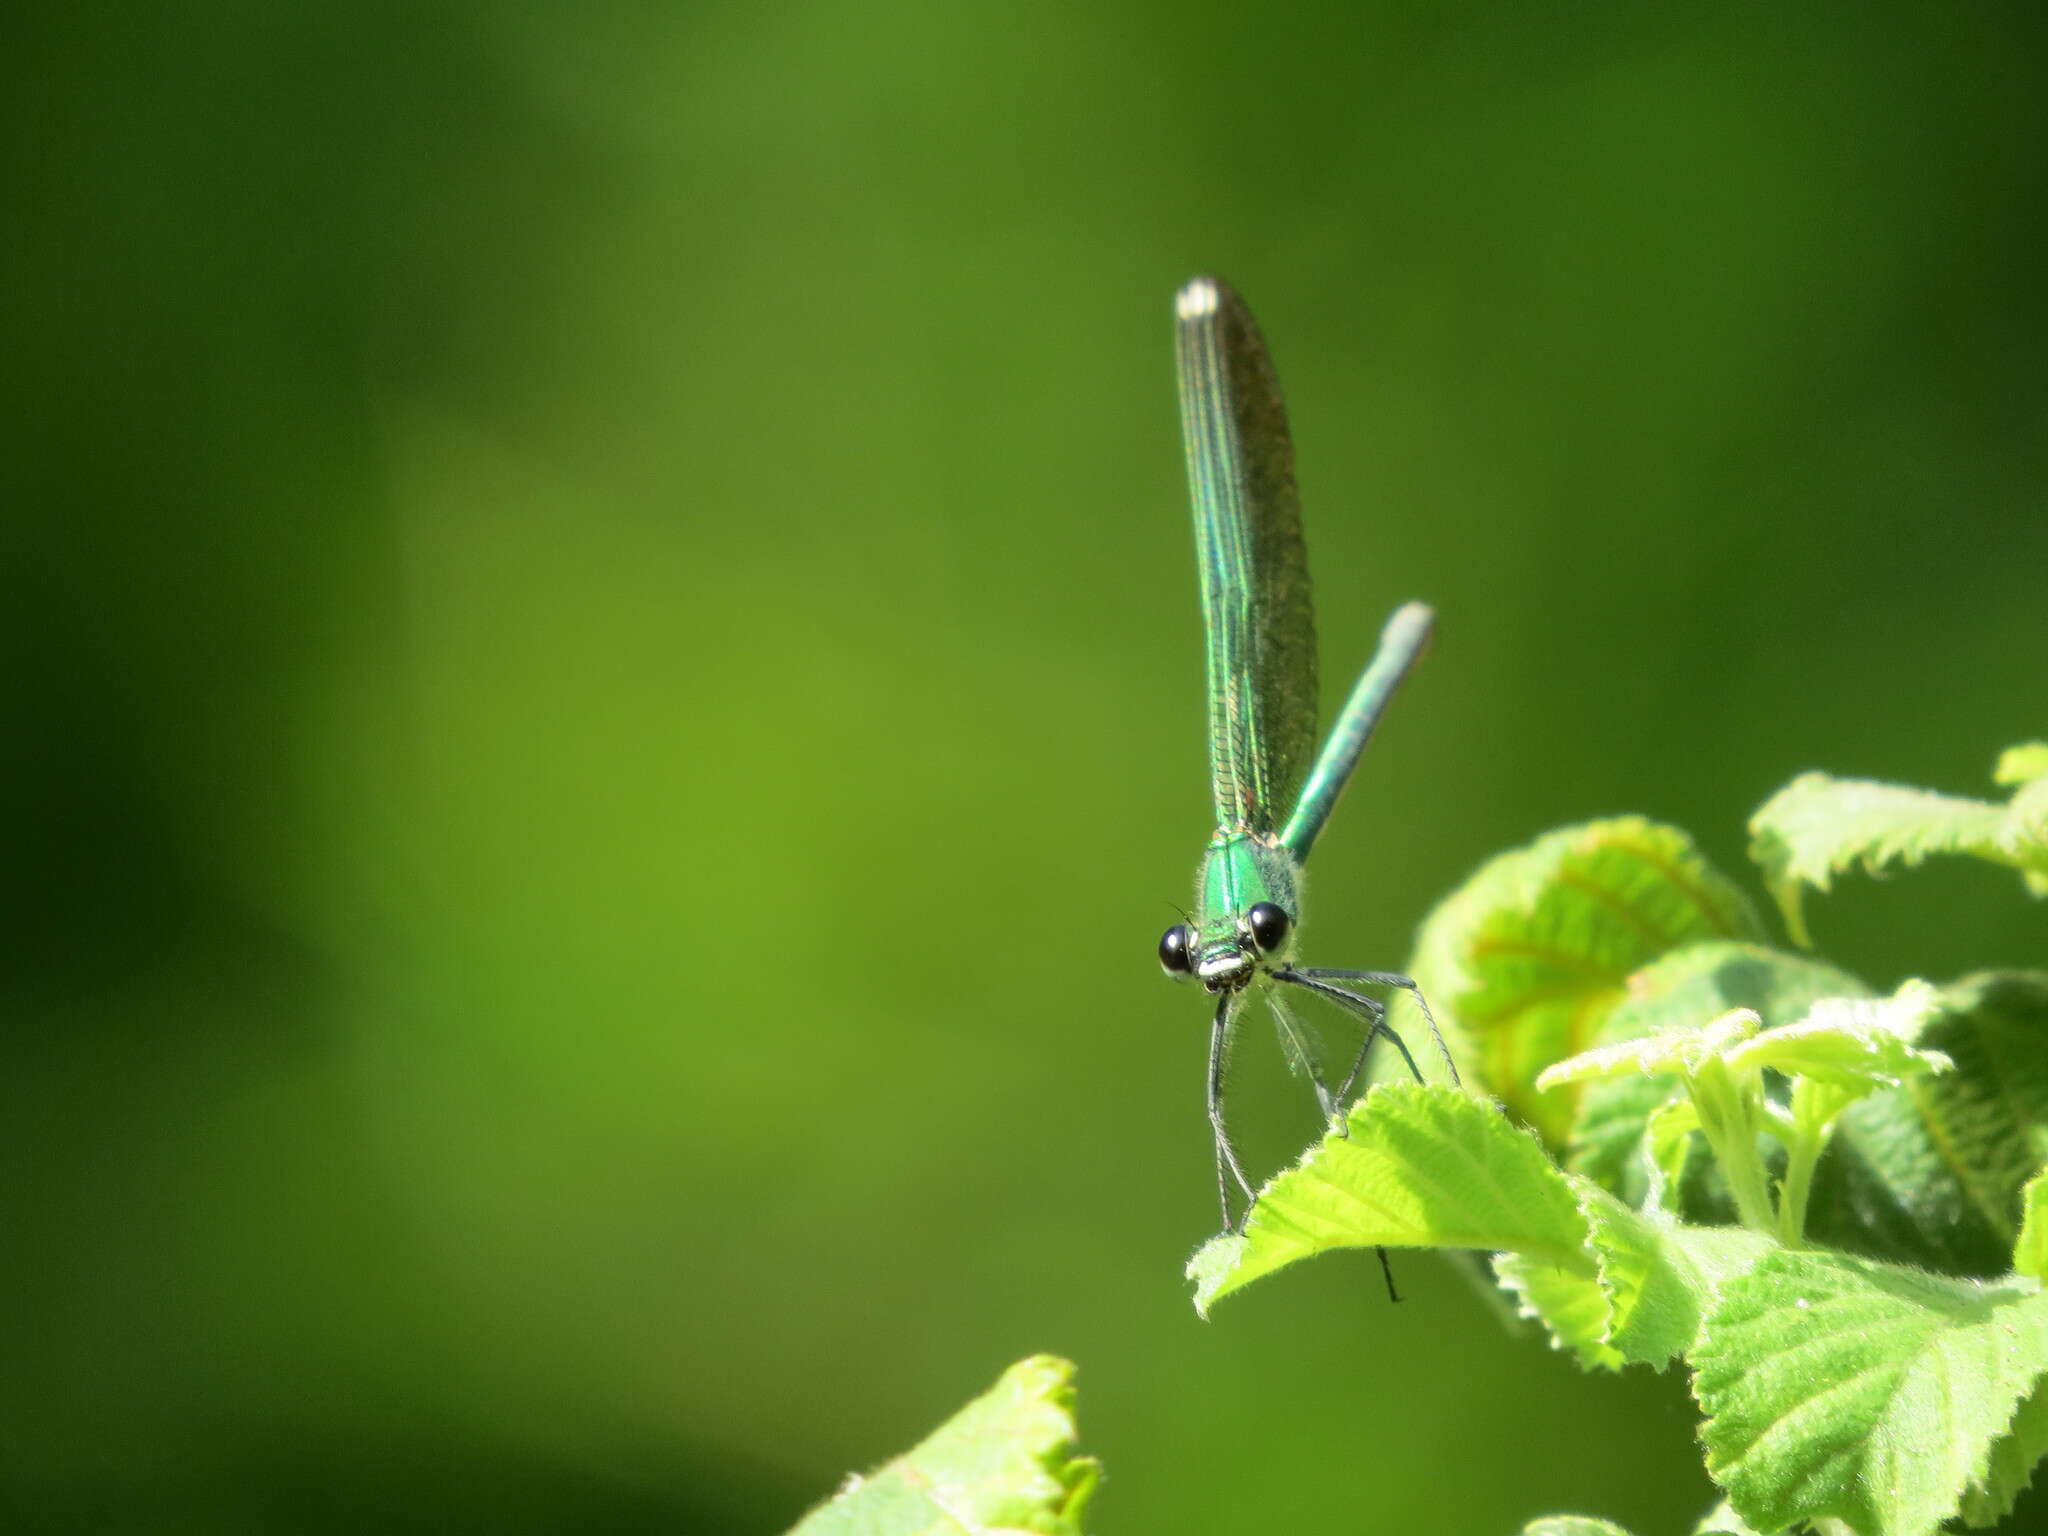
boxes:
[1193,746,2048,1535]
[787,747,2048,1536]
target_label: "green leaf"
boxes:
[1994,743,2048,787]
[1490,1178,1770,1372]
[1643,1096,1700,1206]
[1905,973,2048,1233]
[1692,1249,2048,1536]
[1405,819,1761,1142]
[785,1355,1098,1536]
[1552,959,2040,1272]
[1750,772,2006,949]
[1581,1191,1770,1368]
[1725,980,1948,1089]
[1551,981,1949,1250]
[1494,1243,1620,1370]
[1518,1519,1637,1536]
[1961,1375,2048,1527]
[1998,745,2048,877]
[1549,979,1957,1250]
[2017,1170,2048,1282]
[1537,1008,1759,1091]
[1188,1083,1590,1316]
[1809,971,2048,1276]
[1565,942,1871,1206]
[1748,756,2048,949]
[1692,1498,1767,1535]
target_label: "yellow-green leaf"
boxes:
[1537,1009,1759,1092]
[1724,979,1948,1089]
[1693,1250,2048,1536]
[2018,1169,2048,1282]
[1749,754,2048,949]
[1188,1083,1590,1315]
[1994,742,2048,787]
[1565,942,1870,1208]
[785,1356,1098,1536]
[1405,819,1759,1141]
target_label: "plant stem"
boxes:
[1778,1078,1854,1248]
[1705,1121,1778,1234]
[1688,1058,1778,1235]
[1777,1130,1822,1247]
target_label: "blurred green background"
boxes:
[7,3,2046,1532]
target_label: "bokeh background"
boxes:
[8,4,2046,1532]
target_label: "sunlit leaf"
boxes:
[1494,1243,1620,1371]
[1405,819,1760,1141]
[1537,1008,1758,1091]
[1518,1518,1635,1536]
[1580,1188,1768,1368]
[1490,1184,1665,1377]
[1691,1498,1765,1535]
[1692,1250,2048,1536]
[1565,942,1870,1206]
[1642,1097,1700,1209]
[1905,973,2048,1232]
[2009,775,2048,875]
[1809,971,2048,1276]
[1188,1084,1589,1315]
[1725,979,1948,1089]
[1961,1377,2048,1527]
[1750,772,2005,947]
[1554,962,2041,1275]
[1994,743,2048,788]
[1502,1178,1766,1378]
[786,1356,1098,1536]
[1998,745,2048,875]
[2017,1170,2048,1282]
[1748,753,2048,949]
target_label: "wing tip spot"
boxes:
[1176,276,1222,321]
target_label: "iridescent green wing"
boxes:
[1174,276,1317,836]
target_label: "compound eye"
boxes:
[1246,902,1291,952]
[1158,923,1194,977]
